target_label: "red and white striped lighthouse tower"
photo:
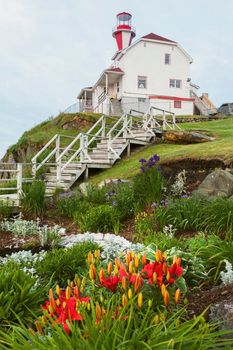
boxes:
[112,12,136,51]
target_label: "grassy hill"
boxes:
[89,117,233,184]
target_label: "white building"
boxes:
[78,12,215,116]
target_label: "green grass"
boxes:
[7,112,102,157]
[89,117,233,183]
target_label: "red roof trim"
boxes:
[106,67,124,73]
[142,33,176,43]
[149,95,194,102]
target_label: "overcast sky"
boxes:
[0,0,233,158]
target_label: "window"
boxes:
[138,98,146,103]
[169,79,182,88]
[138,76,147,89]
[174,101,182,108]
[165,53,171,65]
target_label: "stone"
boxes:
[79,182,90,196]
[193,170,233,198]
[98,178,131,188]
[210,299,233,338]
[164,131,214,144]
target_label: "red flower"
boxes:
[101,276,120,292]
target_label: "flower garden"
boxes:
[1,155,233,349]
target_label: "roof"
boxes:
[105,67,124,73]
[142,33,176,43]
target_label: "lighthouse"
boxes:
[112,12,136,51]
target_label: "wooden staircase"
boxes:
[0,107,180,202]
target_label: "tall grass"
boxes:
[21,180,45,218]
[155,197,233,239]
[0,305,232,349]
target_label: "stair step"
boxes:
[100,138,127,145]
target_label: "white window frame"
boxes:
[138,76,147,89]
[169,79,182,88]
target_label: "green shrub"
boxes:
[85,185,108,205]
[155,197,205,232]
[21,180,45,218]
[114,183,134,220]
[155,197,233,238]
[77,205,120,233]
[0,201,12,220]
[133,156,164,212]
[36,241,98,286]
[57,196,91,219]
[0,265,43,328]
[197,239,233,284]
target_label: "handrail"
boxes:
[31,134,58,164]
[57,134,82,162]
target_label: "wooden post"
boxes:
[56,135,60,161]
[127,142,131,157]
[102,115,106,137]
[17,163,23,203]
[84,167,89,180]
[163,111,166,130]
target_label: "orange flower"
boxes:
[95,303,102,320]
[128,288,133,299]
[174,288,181,304]
[163,289,170,306]
[122,293,128,307]
[138,292,143,308]
[134,273,144,293]
[155,250,163,263]
[122,276,127,290]
[87,252,94,264]
[142,253,147,266]
[107,262,113,275]
[99,268,105,282]
[89,264,96,280]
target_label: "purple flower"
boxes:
[152,154,160,162]
[151,202,158,208]
[139,158,147,163]
[181,194,189,199]
[141,166,145,172]
[148,161,156,168]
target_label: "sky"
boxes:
[0,0,233,158]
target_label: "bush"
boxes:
[114,183,134,220]
[85,185,108,205]
[155,197,205,232]
[133,155,164,212]
[0,201,12,220]
[0,265,43,328]
[21,180,45,218]
[57,196,91,219]
[36,241,98,286]
[77,205,120,233]
[155,197,233,238]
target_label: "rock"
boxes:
[98,179,131,188]
[164,131,214,144]
[79,182,90,196]
[210,300,233,338]
[193,170,233,198]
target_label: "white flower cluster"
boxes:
[163,224,177,238]
[220,259,233,285]
[1,215,62,247]
[0,250,47,276]
[61,232,144,261]
[171,170,187,196]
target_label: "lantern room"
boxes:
[112,12,136,51]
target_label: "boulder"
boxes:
[193,170,233,198]
[79,182,90,196]
[164,131,214,144]
[98,178,131,188]
[210,299,233,338]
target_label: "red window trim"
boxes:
[149,95,194,102]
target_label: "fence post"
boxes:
[123,114,128,138]
[55,135,60,161]
[102,115,106,137]
[32,160,37,178]
[163,111,166,130]
[17,163,23,203]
